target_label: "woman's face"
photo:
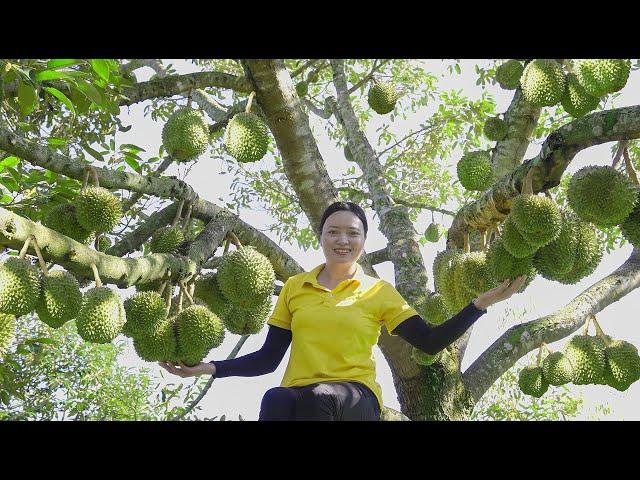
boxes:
[320,210,366,265]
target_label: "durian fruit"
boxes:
[486,237,536,287]
[0,257,41,316]
[483,116,508,142]
[510,193,562,247]
[224,112,269,163]
[149,225,185,254]
[133,318,177,362]
[0,313,16,359]
[161,107,209,162]
[433,250,457,294]
[501,217,539,259]
[555,216,604,285]
[424,223,442,243]
[534,213,579,281]
[495,60,524,90]
[455,252,496,303]
[217,246,276,308]
[520,59,566,107]
[575,59,631,98]
[96,236,112,252]
[222,297,272,335]
[563,334,606,385]
[434,250,466,313]
[541,351,574,386]
[35,270,83,328]
[518,365,549,397]
[122,291,167,338]
[603,340,640,392]
[295,81,308,97]
[620,200,640,248]
[420,293,451,326]
[561,73,600,118]
[344,145,355,162]
[44,204,94,245]
[411,347,442,366]
[75,186,123,233]
[456,150,494,192]
[567,166,638,227]
[193,273,227,316]
[75,287,126,344]
[175,305,225,366]
[367,81,399,115]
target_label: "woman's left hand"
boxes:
[472,276,526,311]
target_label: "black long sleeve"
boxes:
[392,302,486,355]
[211,325,292,378]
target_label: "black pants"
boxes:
[258,381,381,421]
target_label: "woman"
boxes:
[160,201,525,421]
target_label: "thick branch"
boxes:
[463,249,640,401]
[187,210,237,266]
[363,247,389,266]
[121,156,175,214]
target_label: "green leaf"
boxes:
[44,87,76,115]
[0,195,12,204]
[81,142,104,162]
[90,59,110,82]
[47,137,68,147]
[0,156,19,168]
[74,80,104,106]
[46,59,81,70]
[17,82,38,116]
[34,70,74,82]
[0,391,9,406]
[124,156,141,172]
[6,167,21,184]
[120,144,146,153]
[24,337,56,345]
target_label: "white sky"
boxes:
[115,60,640,420]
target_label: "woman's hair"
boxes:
[319,201,368,237]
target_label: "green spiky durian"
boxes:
[483,116,508,141]
[436,251,466,312]
[433,250,458,294]
[0,257,41,316]
[456,252,496,300]
[0,313,16,359]
[161,107,209,162]
[520,59,566,107]
[486,238,536,287]
[193,273,227,316]
[620,200,640,248]
[149,225,185,254]
[96,236,112,252]
[564,335,606,385]
[224,112,269,163]
[75,287,126,344]
[411,347,442,366]
[424,223,442,243]
[222,297,272,335]
[534,213,579,281]
[567,166,638,228]
[501,216,539,259]
[35,270,82,328]
[133,318,177,362]
[518,365,549,397]
[295,81,308,97]
[175,305,225,366]
[541,351,574,386]
[44,204,94,245]
[561,73,600,118]
[367,81,399,114]
[421,293,451,326]
[122,291,167,339]
[575,59,631,98]
[510,194,562,247]
[603,340,640,392]
[217,246,276,308]
[75,186,123,234]
[495,60,524,90]
[555,216,604,285]
[456,150,494,191]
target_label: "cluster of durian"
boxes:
[495,59,631,118]
[566,165,640,249]
[519,326,640,398]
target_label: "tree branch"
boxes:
[121,156,175,214]
[462,248,640,401]
[363,247,389,266]
[347,59,392,95]
[186,210,237,266]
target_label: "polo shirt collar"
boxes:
[303,262,366,290]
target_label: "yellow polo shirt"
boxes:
[267,263,418,410]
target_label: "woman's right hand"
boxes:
[158,361,215,378]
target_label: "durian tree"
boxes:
[1,58,640,421]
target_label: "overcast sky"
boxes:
[115,59,640,420]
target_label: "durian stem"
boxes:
[90,263,102,288]
[164,282,173,316]
[583,313,592,335]
[245,91,256,114]
[30,236,49,276]
[171,200,185,227]
[81,166,91,191]
[622,147,640,186]
[463,232,470,254]
[536,343,544,367]
[187,90,193,108]
[18,236,32,259]
[94,233,102,251]
[90,167,100,188]
[612,140,628,168]
[222,238,231,255]
[591,314,609,343]
[544,190,552,199]
[181,201,193,231]
[180,280,195,306]
[480,230,487,252]
[158,280,168,297]
[541,342,553,356]
[522,169,534,196]
[177,286,184,314]
[226,231,242,248]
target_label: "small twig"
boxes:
[171,200,186,227]
[245,91,256,114]
[612,140,628,168]
[226,231,242,248]
[18,236,32,259]
[181,201,193,231]
[622,147,640,185]
[81,166,91,191]
[177,285,184,314]
[90,263,102,288]
[164,282,173,316]
[347,59,391,95]
[158,280,169,297]
[30,236,49,275]
[222,238,231,255]
[180,280,195,306]
[90,167,100,188]
[463,232,470,254]
[583,313,592,335]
